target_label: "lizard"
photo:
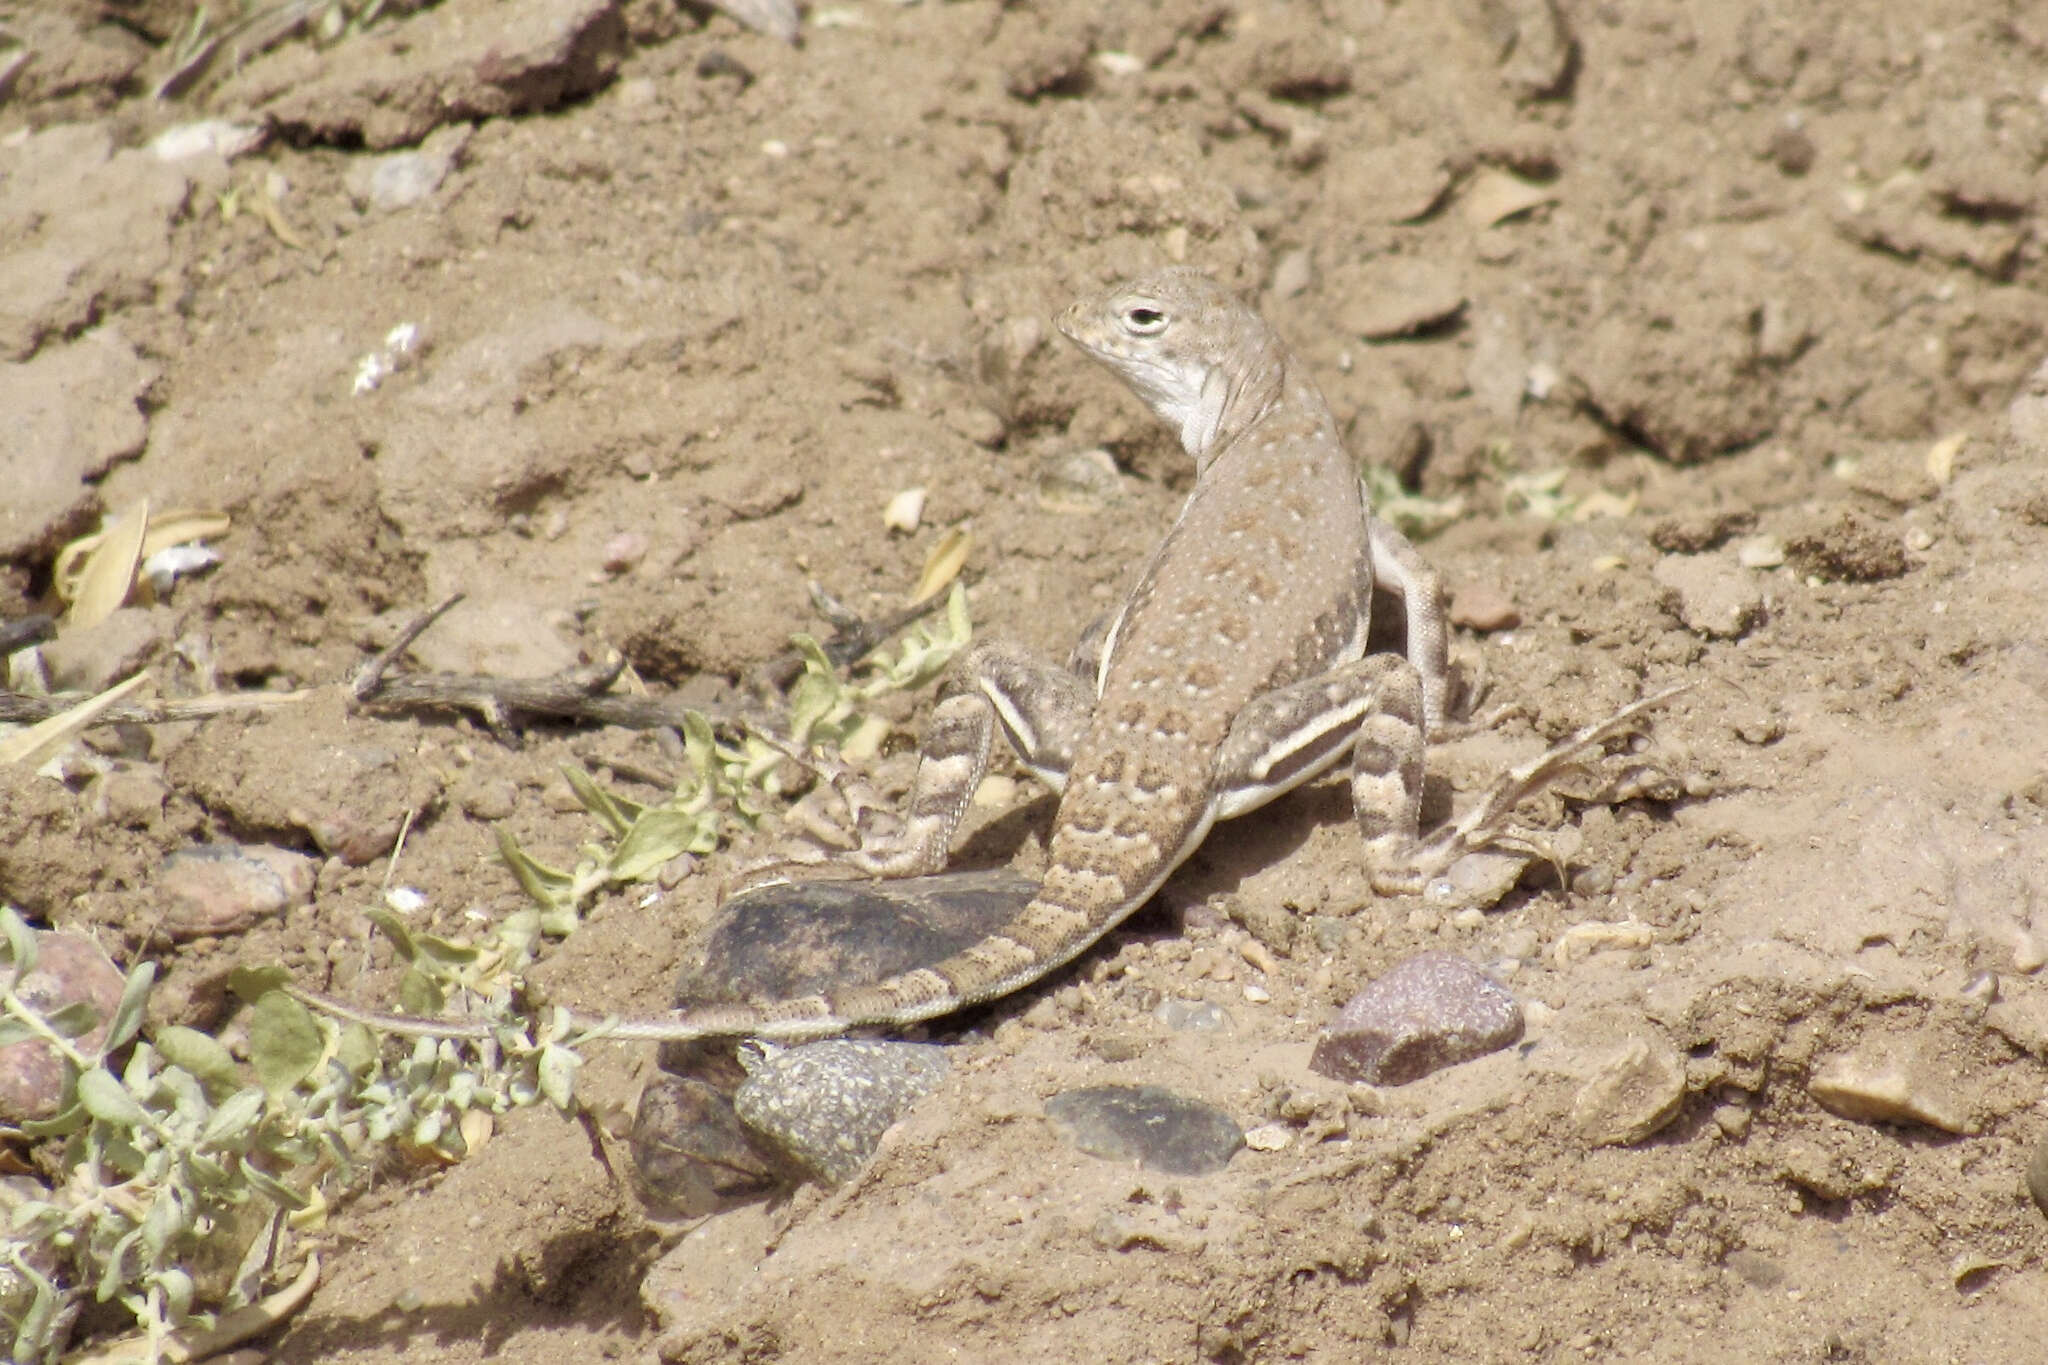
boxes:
[294,268,1675,1046]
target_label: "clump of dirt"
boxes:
[4,0,2048,1360]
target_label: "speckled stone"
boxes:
[1044,1084,1244,1176]
[1309,951,1523,1086]
[733,1039,951,1185]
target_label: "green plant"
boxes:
[0,585,972,1363]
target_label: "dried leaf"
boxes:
[0,671,151,769]
[1461,168,1557,227]
[910,526,972,606]
[66,498,151,628]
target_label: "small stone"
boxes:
[1309,951,1523,1085]
[1570,1035,1688,1146]
[160,843,315,939]
[629,1073,782,1215]
[1652,553,1765,639]
[1242,1122,1292,1152]
[1736,535,1787,569]
[1448,583,1521,632]
[733,1039,950,1185]
[1045,1084,1244,1175]
[1154,998,1235,1032]
[1768,124,1816,176]
[1037,449,1126,515]
[1808,1052,1974,1134]
[0,930,126,1122]
[601,530,648,574]
[2027,1132,2048,1222]
[91,763,169,829]
[1270,248,1313,300]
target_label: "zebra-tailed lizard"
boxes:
[301,268,1676,1045]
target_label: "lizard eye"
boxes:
[1122,306,1168,335]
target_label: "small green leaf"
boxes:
[0,906,38,976]
[560,764,635,839]
[496,827,575,912]
[237,1156,310,1211]
[247,992,323,1095]
[155,1266,194,1324]
[155,1025,240,1092]
[336,1022,379,1076]
[199,1086,267,1149]
[40,999,102,1039]
[397,967,443,1018]
[607,807,707,881]
[76,1066,149,1128]
[18,1100,87,1139]
[413,931,480,966]
[226,965,293,1003]
[101,960,156,1053]
[0,1017,35,1047]
[364,906,418,962]
[536,1043,580,1112]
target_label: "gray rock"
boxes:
[1153,998,1235,1033]
[734,1039,950,1185]
[633,868,1036,1205]
[345,125,470,212]
[1044,1084,1244,1175]
[1310,951,1523,1085]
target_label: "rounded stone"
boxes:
[0,930,126,1122]
[1310,951,1523,1086]
[1044,1084,1244,1176]
[733,1039,951,1185]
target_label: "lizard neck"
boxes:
[1182,335,1305,472]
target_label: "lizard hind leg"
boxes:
[1392,683,1694,894]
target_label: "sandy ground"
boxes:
[5,0,2048,1360]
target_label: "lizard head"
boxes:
[1056,267,1285,466]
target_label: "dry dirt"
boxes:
[5,0,2048,1361]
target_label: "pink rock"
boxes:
[1310,951,1522,1086]
[0,930,126,1121]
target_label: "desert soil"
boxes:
[5,0,2048,1360]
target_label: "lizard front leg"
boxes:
[768,639,1096,881]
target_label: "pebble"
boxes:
[2027,1132,2048,1223]
[630,1073,781,1215]
[1447,583,1521,632]
[1242,1122,1292,1152]
[1309,951,1523,1086]
[1044,1084,1244,1175]
[732,1039,950,1185]
[40,605,173,692]
[1154,998,1235,1032]
[160,843,315,939]
[600,530,648,574]
[1570,1035,1688,1146]
[1807,1052,1974,1134]
[1037,449,1126,515]
[0,930,126,1122]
